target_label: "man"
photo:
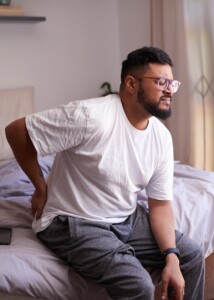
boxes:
[5,47,204,300]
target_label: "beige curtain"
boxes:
[151,0,214,171]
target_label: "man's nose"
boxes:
[164,85,173,95]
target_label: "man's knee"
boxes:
[188,239,204,268]
[107,277,155,300]
[127,279,155,300]
[133,278,155,299]
[176,231,205,270]
[104,252,155,300]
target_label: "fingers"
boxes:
[32,204,43,220]
[161,283,185,300]
[31,203,43,220]
[31,203,37,217]
[161,281,168,299]
[31,189,47,220]
[172,284,185,300]
[34,210,41,220]
[32,208,39,220]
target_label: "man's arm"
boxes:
[148,198,185,300]
[5,117,47,219]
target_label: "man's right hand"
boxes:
[6,117,48,221]
[31,188,47,220]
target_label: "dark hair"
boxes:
[120,46,173,83]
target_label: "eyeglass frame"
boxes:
[134,76,181,93]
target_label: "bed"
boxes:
[0,87,214,300]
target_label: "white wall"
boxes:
[0,0,150,112]
[117,0,151,62]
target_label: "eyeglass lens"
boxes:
[159,78,180,93]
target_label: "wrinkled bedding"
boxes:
[0,156,110,300]
[0,157,214,299]
[173,163,214,257]
[138,163,214,257]
[0,228,109,300]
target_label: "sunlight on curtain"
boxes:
[184,1,214,171]
[151,0,214,171]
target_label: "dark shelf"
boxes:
[0,16,46,22]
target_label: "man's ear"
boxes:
[124,75,138,94]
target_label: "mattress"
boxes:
[0,156,213,299]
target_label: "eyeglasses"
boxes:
[136,76,181,93]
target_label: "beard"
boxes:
[137,88,172,120]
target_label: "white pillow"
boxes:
[0,87,34,163]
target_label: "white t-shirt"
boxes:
[26,94,174,233]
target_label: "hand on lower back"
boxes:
[31,187,47,220]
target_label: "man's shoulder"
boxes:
[67,94,120,107]
[85,94,120,110]
[52,94,120,125]
[72,94,121,124]
[65,94,121,135]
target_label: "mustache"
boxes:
[160,95,172,102]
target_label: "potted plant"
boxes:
[0,0,11,5]
[100,82,118,96]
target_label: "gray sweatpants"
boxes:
[38,205,204,300]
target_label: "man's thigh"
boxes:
[38,215,156,299]
[126,204,203,273]
[38,216,137,278]
[124,205,165,269]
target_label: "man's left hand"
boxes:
[160,254,185,300]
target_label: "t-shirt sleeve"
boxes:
[145,132,174,201]
[25,102,87,157]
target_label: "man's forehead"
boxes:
[144,63,173,76]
